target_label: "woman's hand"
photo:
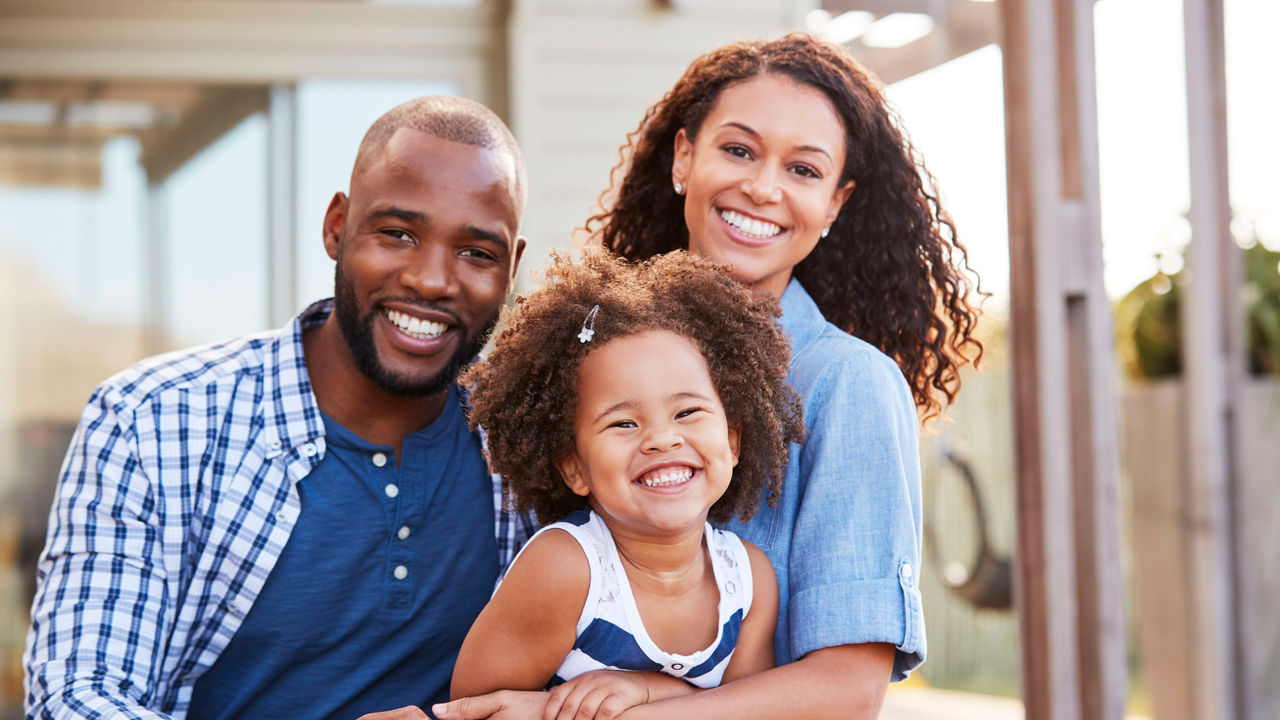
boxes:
[432,690,548,720]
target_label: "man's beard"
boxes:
[333,261,497,398]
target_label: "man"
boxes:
[24,96,534,719]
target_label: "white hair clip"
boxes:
[578,304,600,343]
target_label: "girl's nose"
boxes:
[643,427,684,453]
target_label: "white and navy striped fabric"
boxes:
[23,299,538,720]
[522,509,753,689]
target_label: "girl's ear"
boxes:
[728,427,741,467]
[557,452,591,497]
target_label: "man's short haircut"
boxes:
[353,95,527,211]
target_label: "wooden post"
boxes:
[1180,0,1245,717]
[999,0,1127,718]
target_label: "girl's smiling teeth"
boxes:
[636,466,696,488]
[385,308,448,339]
[719,209,782,239]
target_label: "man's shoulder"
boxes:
[98,328,284,411]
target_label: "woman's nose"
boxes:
[741,163,783,204]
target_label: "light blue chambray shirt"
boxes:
[722,278,926,681]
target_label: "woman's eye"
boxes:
[722,144,751,159]
[791,164,820,179]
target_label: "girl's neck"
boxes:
[598,515,709,597]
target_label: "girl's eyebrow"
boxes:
[591,391,716,423]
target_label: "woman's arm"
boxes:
[719,541,777,683]
[451,529,588,699]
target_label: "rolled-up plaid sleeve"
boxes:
[24,383,175,720]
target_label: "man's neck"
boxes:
[302,315,449,459]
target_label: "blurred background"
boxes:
[0,1,1276,719]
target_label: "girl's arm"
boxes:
[451,529,588,699]
[719,541,778,683]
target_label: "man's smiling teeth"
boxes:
[637,467,695,487]
[720,210,782,239]
[385,309,447,339]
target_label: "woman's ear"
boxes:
[825,179,856,229]
[672,128,693,192]
[557,453,591,497]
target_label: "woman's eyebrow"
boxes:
[719,121,833,160]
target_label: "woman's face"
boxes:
[672,74,855,297]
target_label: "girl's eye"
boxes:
[722,144,751,160]
[608,420,637,429]
[675,407,703,420]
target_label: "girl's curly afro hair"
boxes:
[586,32,985,421]
[462,248,804,526]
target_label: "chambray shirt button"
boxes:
[901,563,914,582]
[397,525,411,540]
[371,452,388,468]
[384,483,399,499]
[300,443,318,457]
[393,565,408,580]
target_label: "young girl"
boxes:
[450,248,804,720]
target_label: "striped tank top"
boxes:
[516,508,753,689]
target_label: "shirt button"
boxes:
[901,563,914,581]
[301,443,318,457]
[393,565,408,580]
[372,452,388,468]
[384,483,399,498]
[397,525,411,540]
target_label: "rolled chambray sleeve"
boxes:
[787,350,925,680]
[24,384,176,720]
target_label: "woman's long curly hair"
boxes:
[462,248,804,526]
[586,33,984,420]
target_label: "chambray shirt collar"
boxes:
[259,299,331,477]
[779,277,826,360]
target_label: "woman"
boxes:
[433,32,983,720]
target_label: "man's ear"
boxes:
[509,235,527,287]
[557,452,591,497]
[322,192,349,260]
[672,128,693,192]
[728,427,741,467]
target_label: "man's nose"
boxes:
[741,163,783,205]
[400,245,459,299]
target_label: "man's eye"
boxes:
[383,229,411,241]
[460,248,496,260]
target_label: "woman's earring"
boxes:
[821,226,831,238]
[674,182,684,195]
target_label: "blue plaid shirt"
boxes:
[23,300,537,720]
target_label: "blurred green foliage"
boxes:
[1116,236,1280,379]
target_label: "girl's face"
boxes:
[558,330,740,539]
[672,74,855,297]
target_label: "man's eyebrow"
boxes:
[466,225,510,248]
[720,121,834,161]
[371,207,429,224]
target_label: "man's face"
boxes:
[324,128,525,397]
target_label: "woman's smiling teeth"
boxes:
[385,309,447,339]
[636,466,695,488]
[720,209,782,239]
